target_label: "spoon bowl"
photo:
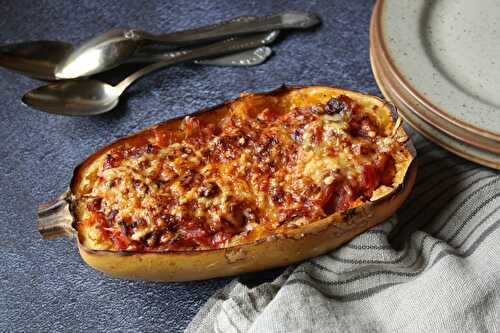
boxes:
[54,29,140,79]
[0,41,73,80]
[22,80,120,116]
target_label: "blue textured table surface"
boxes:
[0,1,376,331]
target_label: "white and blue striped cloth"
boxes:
[186,128,500,333]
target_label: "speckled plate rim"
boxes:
[369,6,500,154]
[374,0,500,142]
[370,46,500,170]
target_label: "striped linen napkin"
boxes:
[186,128,500,333]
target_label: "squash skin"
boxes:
[69,85,416,282]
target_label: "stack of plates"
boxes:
[370,0,500,169]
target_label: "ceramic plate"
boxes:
[370,9,500,154]
[375,0,500,141]
[370,46,500,169]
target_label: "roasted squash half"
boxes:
[38,86,416,282]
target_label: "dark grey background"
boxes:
[0,1,376,331]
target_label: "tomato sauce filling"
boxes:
[78,95,399,251]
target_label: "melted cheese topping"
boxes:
[76,94,404,251]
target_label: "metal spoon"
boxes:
[0,40,271,80]
[22,31,278,116]
[55,11,319,79]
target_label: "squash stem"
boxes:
[38,191,75,239]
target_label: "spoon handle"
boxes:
[130,46,272,67]
[140,11,319,45]
[115,31,278,93]
[195,46,272,67]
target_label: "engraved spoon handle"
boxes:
[137,11,318,45]
[129,46,272,66]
